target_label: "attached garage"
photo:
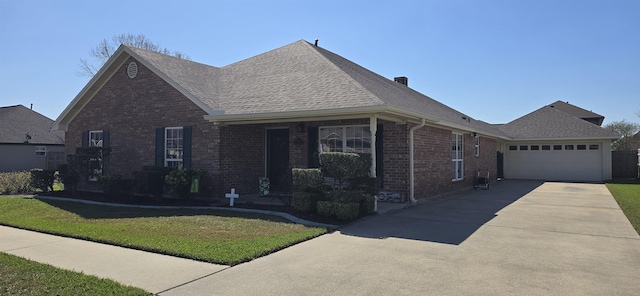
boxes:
[495,102,619,182]
[504,142,607,181]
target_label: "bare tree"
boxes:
[605,119,640,151]
[78,33,189,77]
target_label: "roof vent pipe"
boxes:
[314,39,318,47]
[394,76,408,86]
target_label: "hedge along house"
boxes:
[52,40,616,201]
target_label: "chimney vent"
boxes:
[394,76,408,86]
[314,39,318,47]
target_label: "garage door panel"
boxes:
[505,146,602,181]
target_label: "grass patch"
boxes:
[0,252,150,295]
[606,179,640,235]
[0,197,329,265]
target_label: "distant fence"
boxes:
[612,150,639,179]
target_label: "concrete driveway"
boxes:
[163,180,640,295]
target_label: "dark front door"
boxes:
[267,129,290,192]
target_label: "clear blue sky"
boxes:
[1,0,638,126]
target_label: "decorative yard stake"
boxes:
[226,188,239,207]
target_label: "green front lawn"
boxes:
[606,179,640,235]
[0,252,150,295]
[0,197,329,265]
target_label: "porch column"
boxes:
[370,116,377,177]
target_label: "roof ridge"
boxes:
[122,44,220,69]
[301,41,386,106]
[499,105,619,139]
[0,105,23,109]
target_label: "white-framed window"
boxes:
[89,130,103,147]
[165,127,184,169]
[452,133,464,181]
[35,146,47,157]
[319,126,371,154]
[88,130,103,181]
[474,136,480,157]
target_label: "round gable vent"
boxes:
[127,62,138,78]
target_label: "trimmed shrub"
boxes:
[319,152,372,188]
[132,166,173,198]
[316,200,360,221]
[348,176,380,195]
[325,190,361,203]
[360,194,376,215]
[317,201,334,217]
[0,171,33,194]
[332,202,360,220]
[99,175,134,197]
[30,169,56,193]
[58,163,79,195]
[292,168,323,192]
[166,168,207,199]
[319,152,360,187]
[292,191,324,213]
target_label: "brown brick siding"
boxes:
[66,57,220,191]
[66,56,497,200]
[412,125,498,199]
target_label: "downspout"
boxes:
[409,118,426,203]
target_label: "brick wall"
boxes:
[218,124,264,196]
[411,125,498,199]
[66,57,220,190]
[65,57,497,199]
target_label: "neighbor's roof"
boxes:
[497,105,619,140]
[0,105,65,144]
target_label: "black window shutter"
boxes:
[102,130,109,148]
[81,131,89,148]
[307,127,319,168]
[102,130,110,175]
[155,128,164,167]
[182,126,192,168]
[375,124,384,187]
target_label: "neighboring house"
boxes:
[0,105,65,172]
[52,40,618,200]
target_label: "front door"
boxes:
[266,129,290,192]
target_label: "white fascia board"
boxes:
[429,119,512,140]
[203,106,424,125]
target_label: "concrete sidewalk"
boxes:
[0,225,228,294]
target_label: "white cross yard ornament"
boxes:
[225,188,239,207]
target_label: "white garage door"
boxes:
[505,143,603,181]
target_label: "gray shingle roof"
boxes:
[0,105,65,144]
[548,100,604,122]
[497,105,619,140]
[125,40,504,137]
[59,40,617,142]
[126,46,221,110]
[218,41,383,114]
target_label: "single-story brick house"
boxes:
[0,105,65,172]
[52,40,619,200]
